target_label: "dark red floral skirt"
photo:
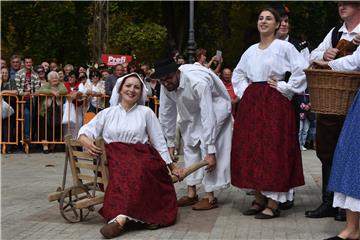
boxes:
[99,142,177,226]
[231,83,305,192]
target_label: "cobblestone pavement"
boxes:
[1,150,344,240]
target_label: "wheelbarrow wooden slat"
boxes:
[78,174,105,184]
[75,195,104,209]
[48,191,64,202]
[72,150,97,161]
[75,162,98,171]
[68,139,83,147]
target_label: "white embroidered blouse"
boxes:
[78,104,172,164]
[232,39,308,100]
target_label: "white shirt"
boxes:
[232,39,308,100]
[85,80,105,107]
[159,64,231,154]
[284,35,310,62]
[310,23,360,61]
[329,46,360,71]
[78,104,172,164]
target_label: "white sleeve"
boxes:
[193,81,217,154]
[78,83,86,93]
[159,86,177,148]
[232,51,250,98]
[329,47,360,71]
[301,47,310,63]
[145,109,172,164]
[77,109,106,139]
[310,28,334,61]
[144,81,153,97]
[277,44,308,100]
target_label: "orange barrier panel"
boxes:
[0,94,19,153]
[146,96,160,116]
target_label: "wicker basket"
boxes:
[304,69,360,115]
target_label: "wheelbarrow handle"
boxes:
[172,160,208,183]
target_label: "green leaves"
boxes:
[1,1,91,65]
[110,22,167,63]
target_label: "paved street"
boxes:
[2,149,343,240]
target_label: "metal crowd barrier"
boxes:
[0,93,160,154]
[0,94,20,153]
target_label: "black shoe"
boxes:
[324,236,358,240]
[334,208,346,222]
[243,200,266,215]
[246,190,256,196]
[305,203,337,218]
[254,206,280,219]
[279,200,294,210]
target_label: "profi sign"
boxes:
[101,54,133,66]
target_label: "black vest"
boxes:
[288,36,308,52]
[331,25,343,48]
[330,25,359,52]
[285,35,308,82]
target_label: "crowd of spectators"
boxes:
[0,55,166,154]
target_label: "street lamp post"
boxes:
[187,0,196,64]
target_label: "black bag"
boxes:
[306,112,316,121]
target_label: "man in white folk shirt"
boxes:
[154,58,232,210]
[305,1,360,221]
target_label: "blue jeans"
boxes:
[23,99,32,140]
[299,118,310,147]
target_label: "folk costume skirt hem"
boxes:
[231,83,305,192]
[99,142,177,226]
[333,192,360,212]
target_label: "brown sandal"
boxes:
[177,195,199,207]
[192,198,218,210]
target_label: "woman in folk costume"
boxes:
[231,8,308,219]
[78,72,184,239]
[314,44,360,240]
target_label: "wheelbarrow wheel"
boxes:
[59,185,92,223]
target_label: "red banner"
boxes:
[101,54,133,66]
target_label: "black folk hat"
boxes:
[151,58,180,79]
[273,3,290,17]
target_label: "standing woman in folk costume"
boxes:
[78,72,184,239]
[231,7,308,219]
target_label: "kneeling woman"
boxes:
[78,73,183,239]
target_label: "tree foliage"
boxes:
[1,1,341,67]
[104,1,167,63]
[109,22,168,63]
[1,1,92,66]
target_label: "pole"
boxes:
[187,0,196,64]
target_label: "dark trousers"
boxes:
[316,114,345,204]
